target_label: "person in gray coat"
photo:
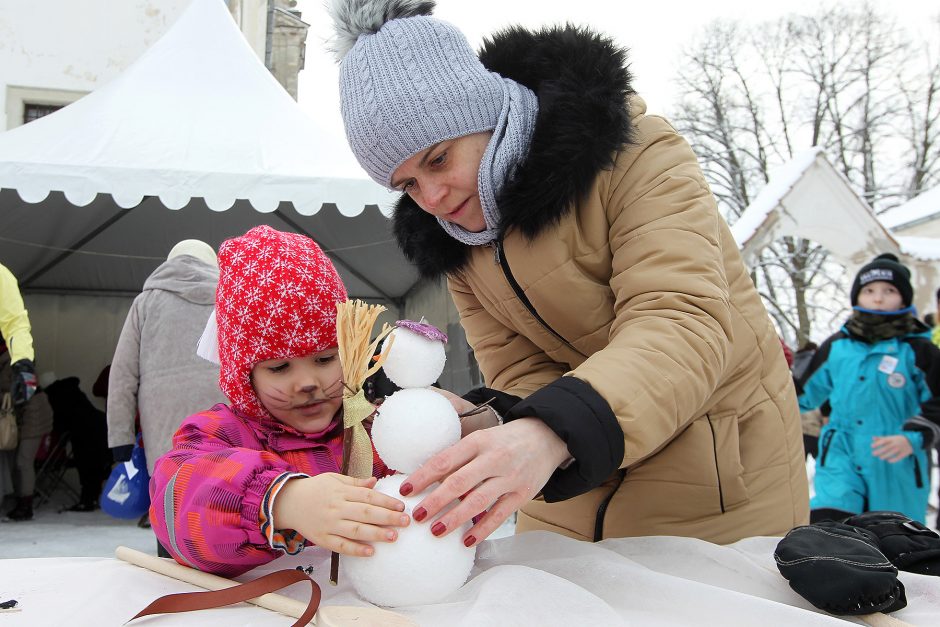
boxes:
[107,240,225,489]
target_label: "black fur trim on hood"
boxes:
[393,24,635,279]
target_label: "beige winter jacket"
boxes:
[392,26,808,544]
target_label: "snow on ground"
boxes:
[0,469,157,559]
[1,458,934,561]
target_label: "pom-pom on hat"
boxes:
[850,253,913,308]
[327,0,504,187]
[215,226,348,419]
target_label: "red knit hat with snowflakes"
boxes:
[215,225,348,419]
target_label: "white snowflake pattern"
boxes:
[226,247,247,268]
[256,268,278,287]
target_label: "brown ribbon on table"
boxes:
[128,569,320,626]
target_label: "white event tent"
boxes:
[0,0,418,306]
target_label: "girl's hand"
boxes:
[399,417,570,547]
[871,435,914,463]
[273,474,410,557]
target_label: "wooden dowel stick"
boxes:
[859,612,917,627]
[115,546,414,626]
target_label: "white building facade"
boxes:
[0,0,306,132]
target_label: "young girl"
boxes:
[150,226,409,576]
[798,253,940,523]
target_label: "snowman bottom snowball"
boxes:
[342,474,476,607]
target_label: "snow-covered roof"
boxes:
[731,149,900,266]
[730,148,822,247]
[878,185,940,230]
[895,236,940,261]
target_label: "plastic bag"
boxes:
[101,436,150,519]
[0,393,17,451]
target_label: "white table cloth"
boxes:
[1,532,938,626]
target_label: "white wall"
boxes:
[0,0,267,130]
[23,293,134,410]
[226,0,269,62]
[893,220,940,239]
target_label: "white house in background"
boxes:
[879,185,940,239]
[0,0,307,131]
[732,149,940,316]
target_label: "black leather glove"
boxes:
[774,522,907,615]
[111,444,134,463]
[843,511,940,576]
[11,359,37,407]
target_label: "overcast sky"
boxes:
[294,0,937,139]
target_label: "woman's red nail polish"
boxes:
[431,522,447,536]
[400,482,413,496]
[413,507,427,522]
[463,535,476,547]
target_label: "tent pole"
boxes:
[21,207,134,288]
[273,208,403,310]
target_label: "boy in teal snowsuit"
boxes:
[798,254,940,524]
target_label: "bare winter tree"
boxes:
[672,4,940,347]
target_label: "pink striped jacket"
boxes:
[150,403,388,576]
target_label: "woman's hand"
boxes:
[399,417,570,547]
[871,435,914,463]
[273,474,410,557]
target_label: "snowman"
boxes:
[343,320,476,607]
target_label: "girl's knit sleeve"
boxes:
[149,407,299,577]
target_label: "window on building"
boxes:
[23,103,62,124]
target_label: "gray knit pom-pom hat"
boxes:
[328,0,504,188]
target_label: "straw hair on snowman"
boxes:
[343,320,476,607]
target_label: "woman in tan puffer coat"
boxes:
[329,0,808,547]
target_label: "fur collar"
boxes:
[393,24,635,279]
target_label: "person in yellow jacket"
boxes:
[932,287,940,349]
[0,263,37,407]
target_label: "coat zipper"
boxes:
[818,429,836,467]
[913,455,923,488]
[490,239,585,356]
[593,469,626,541]
[706,414,726,513]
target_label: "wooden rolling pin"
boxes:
[859,612,916,627]
[115,546,415,626]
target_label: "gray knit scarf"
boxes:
[436,78,539,246]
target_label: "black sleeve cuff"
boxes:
[111,444,134,462]
[462,387,522,417]
[505,376,623,502]
[903,416,940,449]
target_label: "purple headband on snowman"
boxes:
[395,319,448,343]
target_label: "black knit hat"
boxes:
[850,253,913,308]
